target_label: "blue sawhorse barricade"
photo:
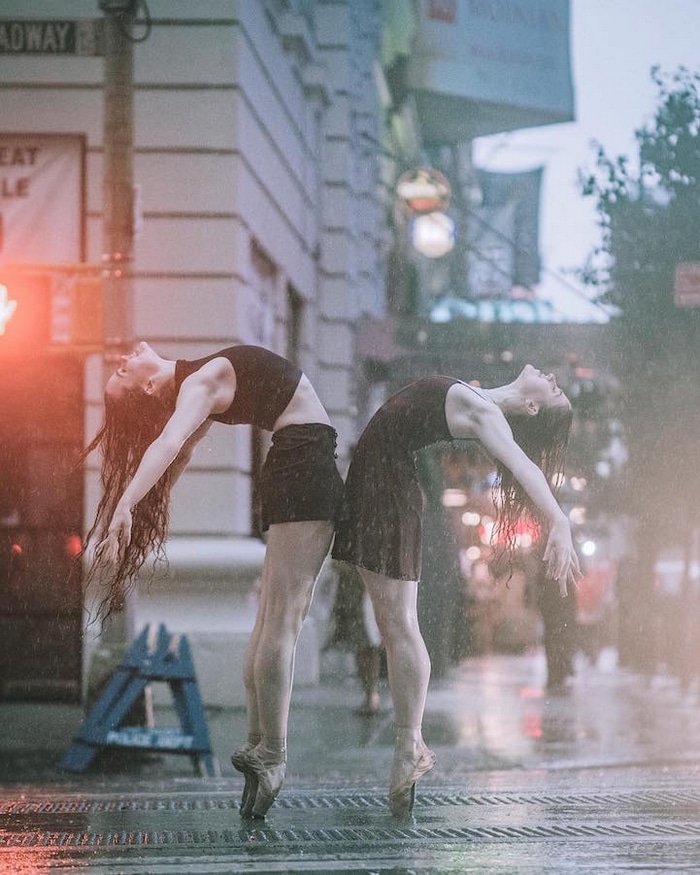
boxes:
[62,623,220,777]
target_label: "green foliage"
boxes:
[639,67,700,192]
[579,68,700,542]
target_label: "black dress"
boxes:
[332,376,459,580]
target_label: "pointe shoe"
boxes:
[388,747,436,818]
[231,744,258,818]
[242,746,287,819]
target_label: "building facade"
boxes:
[0,0,387,703]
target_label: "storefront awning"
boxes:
[385,0,575,142]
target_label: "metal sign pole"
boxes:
[99,0,136,645]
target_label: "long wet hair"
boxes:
[493,402,573,556]
[82,382,178,618]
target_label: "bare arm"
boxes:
[447,392,580,593]
[120,383,215,509]
[480,409,580,593]
[99,376,221,561]
[477,408,564,523]
[165,418,213,487]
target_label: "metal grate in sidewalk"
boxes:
[3,786,700,815]
[3,788,700,849]
[4,820,700,848]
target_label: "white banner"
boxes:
[0,133,84,264]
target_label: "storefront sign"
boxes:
[0,133,85,264]
[397,167,451,214]
[411,211,456,258]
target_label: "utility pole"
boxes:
[97,0,136,647]
[100,0,135,367]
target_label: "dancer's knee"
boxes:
[262,574,316,633]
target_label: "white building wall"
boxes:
[0,0,386,704]
[315,0,386,462]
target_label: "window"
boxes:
[286,284,303,366]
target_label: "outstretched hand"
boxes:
[96,504,133,564]
[543,516,582,597]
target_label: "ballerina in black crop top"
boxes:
[83,342,344,819]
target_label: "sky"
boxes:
[472,0,700,322]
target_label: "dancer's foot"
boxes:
[388,746,436,818]
[231,743,258,818]
[242,745,287,818]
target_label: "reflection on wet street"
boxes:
[4,646,700,787]
[416,648,700,779]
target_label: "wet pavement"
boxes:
[3,648,700,872]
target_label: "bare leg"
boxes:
[254,520,333,738]
[241,586,267,744]
[236,519,334,817]
[359,568,435,815]
[233,587,267,814]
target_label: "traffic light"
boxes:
[0,271,51,356]
[0,267,102,356]
[0,284,17,333]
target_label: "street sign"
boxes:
[0,19,104,56]
[674,262,700,308]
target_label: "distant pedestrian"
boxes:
[332,366,580,816]
[325,562,384,716]
[534,552,577,693]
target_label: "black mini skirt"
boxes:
[260,423,344,531]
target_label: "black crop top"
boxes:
[174,346,303,431]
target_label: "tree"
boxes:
[580,67,700,673]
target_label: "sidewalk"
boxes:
[5,646,700,784]
[3,648,700,872]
